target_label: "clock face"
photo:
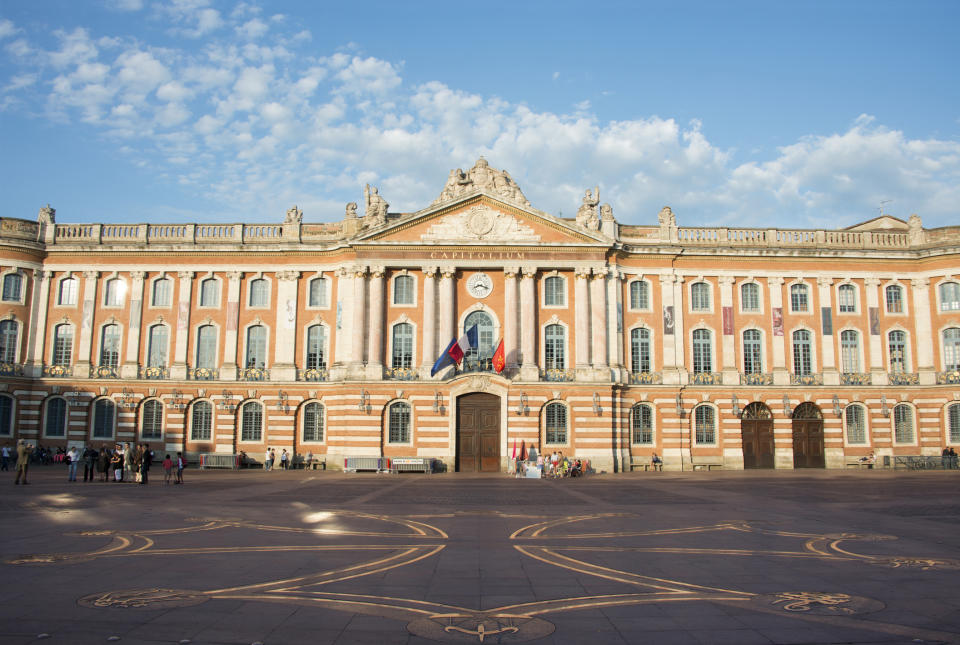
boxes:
[467,272,492,299]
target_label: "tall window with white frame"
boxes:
[888,330,907,374]
[845,404,866,445]
[147,325,168,368]
[741,282,760,312]
[388,401,411,443]
[1,273,22,302]
[394,275,415,305]
[303,402,324,442]
[200,278,219,307]
[44,398,67,438]
[249,278,269,307]
[58,277,78,306]
[104,278,125,307]
[190,401,212,441]
[544,324,566,370]
[152,277,172,307]
[790,284,809,313]
[99,324,120,368]
[306,325,327,370]
[692,329,713,374]
[838,284,857,313]
[463,310,494,371]
[691,282,711,312]
[630,328,651,374]
[885,285,904,313]
[196,325,216,369]
[544,276,566,306]
[840,330,860,373]
[391,323,414,369]
[742,329,763,375]
[940,282,960,311]
[792,329,813,376]
[92,398,115,440]
[245,325,266,369]
[141,400,163,441]
[694,405,715,444]
[308,277,328,307]
[944,328,960,371]
[0,394,12,437]
[949,403,960,445]
[631,403,653,445]
[52,324,73,367]
[893,404,914,444]
[241,401,263,442]
[545,402,567,444]
[630,280,649,310]
[0,320,18,364]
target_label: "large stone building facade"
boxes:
[1,159,959,471]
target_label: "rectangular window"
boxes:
[838,285,857,313]
[630,329,651,373]
[741,283,760,312]
[200,279,219,307]
[840,331,860,373]
[303,403,324,442]
[545,277,566,306]
[885,286,903,313]
[631,405,653,444]
[191,403,212,441]
[545,404,567,444]
[790,285,809,313]
[691,283,711,311]
[148,326,168,367]
[845,406,866,444]
[630,281,649,310]
[393,275,415,305]
[695,406,715,444]
[152,279,172,307]
[888,331,906,373]
[2,274,22,302]
[309,278,328,307]
[58,278,78,306]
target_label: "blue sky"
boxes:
[1,0,958,229]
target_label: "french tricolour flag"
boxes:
[447,325,478,365]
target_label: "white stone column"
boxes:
[170,271,194,379]
[590,267,609,379]
[367,266,385,378]
[503,267,519,371]
[350,265,367,376]
[719,276,737,384]
[420,267,437,375]
[220,271,243,381]
[438,267,456,350]
[606,270,624,380]
[767,277,788,385]
[912,278,935,384]
[817,277,838,385]
[673,277,686,383]
[519,267,538,381]
[864,278,885,385]
[25,270,51,377]
[333,266,352,370]
[120,271,145,378]
[574,268,591,376]
[73,270,99,378]
[659,274,679,384]
[272,270,300,381]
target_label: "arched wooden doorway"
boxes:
[456,393,501,472]
[741,402,775,469]
[792,402,825,468]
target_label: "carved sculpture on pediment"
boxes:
[432,158,531,206]
[421,205,541,243]
[600,203,614,222]
[38,204,56,225]
[364,184,389,227]
[658,206,676,228]
[344,202,358,220]
[284,205,303,223]
[576,187,600,230]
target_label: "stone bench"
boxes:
[629,456,661,471]
[845,459,873,469]
[691,456,724,471]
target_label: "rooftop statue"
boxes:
[432,158,530,207]
[284,205,303,223]
[576,187,600,230]
[364,184,389,227]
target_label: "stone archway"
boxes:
[456,392,501,472]
[792,402,825,469]
[741,402,775,469]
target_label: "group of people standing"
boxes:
[262,447,290,470]
[5,441,186,485]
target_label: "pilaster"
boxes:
[817,277,838,385]
[864,278,886,385]
[271,270,300,381]
[911,277,935,385]
[120,271,145,378]
[24,270,51,377]
[589,267,610,381]
[366,267,385,379]
[574,267,591,377]
[74,271,99,378]
[519,267,538,381]
[170,271,194,379]
[606,269,625,381]
[503,267,519,371]
[220,271,243,381]
[718,276,738,385]
[767,277,788,385]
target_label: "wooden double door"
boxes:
[792,403,825,469]
[741,402,775,469]
[457,393,501,472]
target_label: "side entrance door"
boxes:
[792,402,825,468]
[457,393,501,472]
[741,402,775,469]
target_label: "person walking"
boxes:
[97,446,110,482]
[111,446,124,482]
[83,445,98,482]
[162,454,173,484]
[280,449,289,470]
[1,443,10,471]
[66,446,79,482]
[175,451,185,484]
[14,440,32,485]
[264,448,272,471]
[140,443,152,485]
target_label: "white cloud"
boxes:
[0,18,19,39]
[236,18,268,39]
[105,0,145,11]
[334,56,402,95]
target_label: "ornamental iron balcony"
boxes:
[188,367,219,381]
[385,367,419,380]
[540,368,575,382]
[740,372,773,386]
[139,365,169,380]
[888,372,919,386]
[690,371,723,385]
[90,364,119,378]
[297,367,329,382]
[0,362,24,376]
[937,370,960,385]
[42,364,72,378]
[791,372,823,386]
[239,367,269,381]
[629,371,663,385]
[840,372,872,386]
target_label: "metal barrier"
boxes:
[390,457,432,474]
[344,457,385,472]
[894,456,952,470]
[199,454,240,469]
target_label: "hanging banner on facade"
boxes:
[821,307,833,335]
[869,307,880,335]
[722,306,734,335]
[772,307,783,336]
[663,305,674,335]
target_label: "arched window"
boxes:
[893,404,914,444]
[0,394,12,436]
[391,323,414,368]
[0,320,18,363]
[790,284,809,313]
[629,280,649,310]
[742,329,762,374]
[949,403,960,444]
[885,285,904,313]
[940,282,960,311]
[152,277,172,307]
[694,405,715,444]
[190,401,212,441]
[245,325,266,368]
[52,324,73,366]
[544,276,566,306]
[840,330,860,373]
[44,398,67,437]
[692,329,712,374]
[741,283,760,312]
[630,328,651,373]
[58,277,78,306]
[464,310,494,370]
[544,402,567,444]
[393,275,415,305]
[99,324,121,368]
[544,324,566,370]
[249,278,269,307]
[838,284,857,313]
[2,273,22,302]
[303,402,324,442]
[104,277,125,307]
[141,400,163,440]
[147,325,169,367]
[308,277,329,307]
[196,325,216,368]
[691,282,711,311]
[306,325,327,369]
[888,330,907,373]
[792,329,813,375]
[845,404,866,444]
[631,403,653,444]
[240,401,263,441]
[200,278,219,307]
[388,401,411,443]
[944,328,960,371]
[92,398,115,439]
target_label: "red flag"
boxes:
[492,339,505,373]
[511,438,516,459]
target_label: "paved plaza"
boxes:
[3,467,960,644]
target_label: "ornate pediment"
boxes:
[420,205,540,243]
[432,158,530,208]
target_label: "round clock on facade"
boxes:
[466,272,493,299]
